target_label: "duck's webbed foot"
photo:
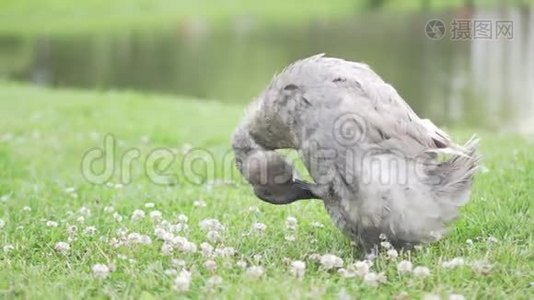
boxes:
[391,240,417,252]
[359,227,383,260]
[362,244,379,260]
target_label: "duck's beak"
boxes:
[252,179,323,205]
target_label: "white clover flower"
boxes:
[247,206,260,213]
[199,219,225,232]
[65,187,76,194]
[170,223,187,233]
[236,260,247,269]
[126,233,151,245]
[246,266,264,279]
[144,202,155,208]
[127,232,141,242]
[193,200,207,208]
[22,206,32,212]
[380,241,392,249]
[76,216,85,224]
[311,221,324,228]
[207,230,221,243]
[79,206,91,217]
[103,206,114,213]
[171,259,186,268]
[204,260,217,271]
[352,261,371,276]
[139,235,152,245]
[67,225,77,236]
[284,234,296,242]
[413,266,431,278]
[466,239,474,246]
[113,212,123,222]
[206,275,223,287]
[117,254,128,260]
[84,226,97,236]
[0,219,4,229]
[46,220,59,227]
[181,241,197,253]
[379,233,387,240]
[441,257,465,268]
[177,214,188,223]
[170,236,187,249]
[423,294,441,300]
[449,294,465,300]
[285,216,298,230]
[200,242,214,257]
[92,263,110,279]
[164,269,178,276]
[320,254,343,270]
[155,227,174,241]
[363,272,386,287]
[216,246,235,258]
[397,260,413,274]
[337,289,351,300]
[253,254,263,262]
[131,209,145,221]
[290,260,306,278]
[386,249,399,259]
[252,222,267,233]
[308,253,322,262]
[161,243,174,256]
[116,227,128,236]
[487,236,499,243]
[54,241,70,254]
[150,210,162,222]
[338,268,355,278]
[471,260,492,275]
[3,244,14,253]
[173,270,192,292]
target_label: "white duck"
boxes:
[232,54,479,257]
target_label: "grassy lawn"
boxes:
[0,0,490,35]
[0,82,532,299]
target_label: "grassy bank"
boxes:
[0,83,532,299]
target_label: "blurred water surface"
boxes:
[1,8,532,132]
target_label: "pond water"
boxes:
[1,8,533,132]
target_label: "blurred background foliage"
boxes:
[0,0,532,132]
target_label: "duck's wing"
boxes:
[314,57,464,157]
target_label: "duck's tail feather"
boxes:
[433,136,480,207]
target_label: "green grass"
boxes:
[0,82,532,299]
[0,0,503,35]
